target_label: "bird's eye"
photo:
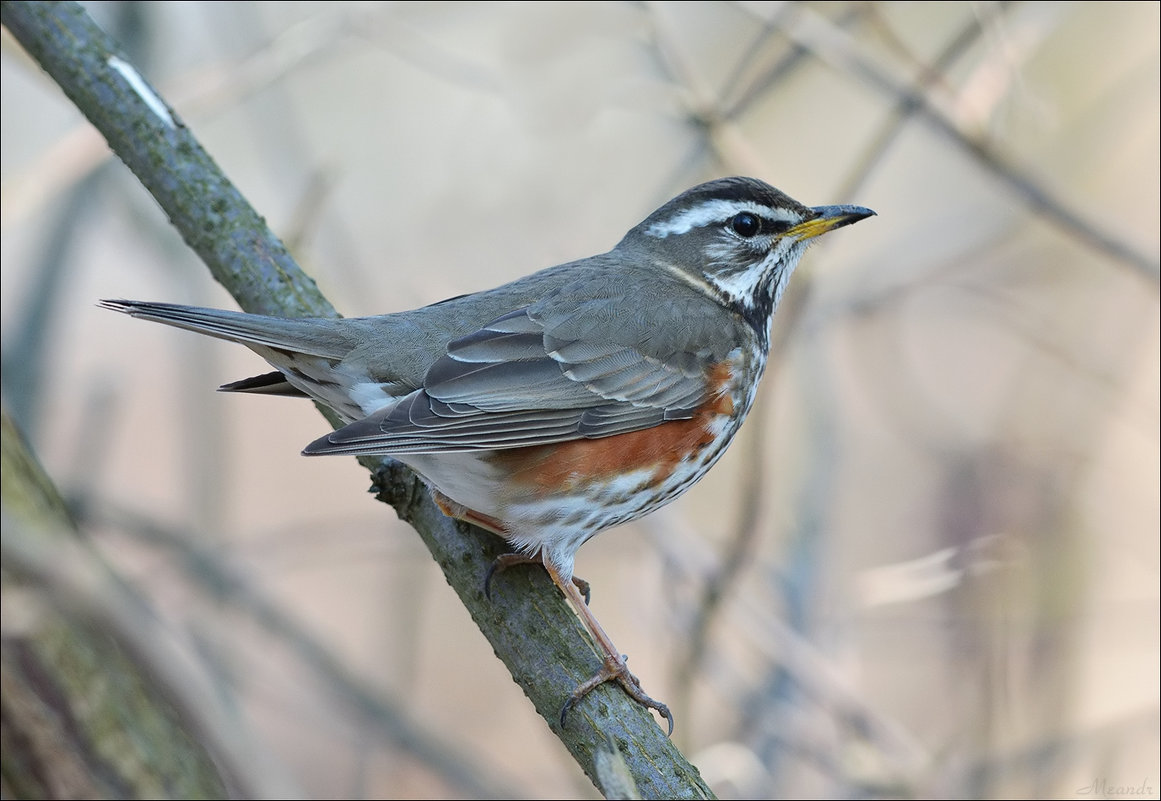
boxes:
[729,212,761,238]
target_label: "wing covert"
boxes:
[304,289,730,456]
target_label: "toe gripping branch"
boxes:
[485,553,674,735]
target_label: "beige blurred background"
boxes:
[2,2,1158,798]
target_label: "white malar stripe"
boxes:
[766,239,807,311]
[702,238,800,307]
[707,258,770,305]
[646,199,800,238]
[108,56,175,128]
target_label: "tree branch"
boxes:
[2,412,260,798]
[0,2,713,797]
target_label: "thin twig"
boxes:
[767,3,1159,283]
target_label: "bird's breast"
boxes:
[399,348,764,569]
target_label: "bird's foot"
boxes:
[561,653,674,735]
[484,552,591,604]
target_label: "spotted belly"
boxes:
[401,353,760,580]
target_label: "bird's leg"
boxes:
[443,484,668,730]
[484,552,591,604]
[432,490,591,602]
[542,561,674,735]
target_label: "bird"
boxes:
[100,176,874,733]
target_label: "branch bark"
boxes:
[0,2,713,797]
[1,412,256,798]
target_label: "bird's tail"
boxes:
[98,299,355,397]
[97,300,348,359]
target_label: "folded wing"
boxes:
[303,300,715,456]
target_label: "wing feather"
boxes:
[304,285,732,457]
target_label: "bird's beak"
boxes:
[789,204,876,241]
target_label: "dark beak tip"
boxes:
[840,205,876,220]
[810,204,876,225]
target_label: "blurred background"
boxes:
[2,1,1157,798]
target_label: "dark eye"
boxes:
[729,212,761,238]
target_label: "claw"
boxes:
[573,575,592,605]
[485,553,673,734]
[482,558,502,601]
[483,553,536,600]
[559,654,674,736]
[484,552,591,602]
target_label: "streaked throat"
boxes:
[703,239,804,343]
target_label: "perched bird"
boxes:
[101,176,873,732]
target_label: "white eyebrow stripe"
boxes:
[645,199,800,238]
[108,56,175,128]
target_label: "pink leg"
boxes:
[542,562,674,735]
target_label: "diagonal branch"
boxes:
[0,2,713,797]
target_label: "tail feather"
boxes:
[98,300,349,359]
[219,371,309,396]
